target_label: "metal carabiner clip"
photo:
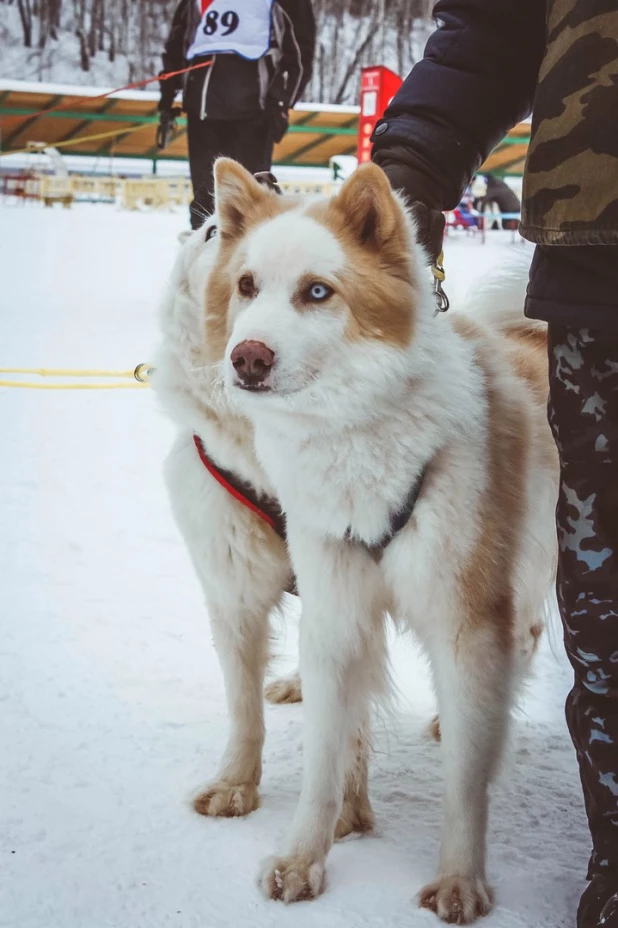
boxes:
[431,251,450,315]
[134,363,154,383]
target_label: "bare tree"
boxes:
[17,0,33,47]
[306,0,433,104]
[7,0,434,104]
[333,11,380,103]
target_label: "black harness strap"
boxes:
[384,464,428,539]
[353,464,429,562]
[194,435,428,582]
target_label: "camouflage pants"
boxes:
[549,324,618,877]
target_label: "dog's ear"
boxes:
[214,158,272,240]
[333,163,405,251]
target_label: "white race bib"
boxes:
[187,0,274,61]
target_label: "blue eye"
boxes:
[308,282,332,301]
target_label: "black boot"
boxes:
[579,876,618,928]
[600,893,618,926]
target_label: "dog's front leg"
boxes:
[259,530,386,903]
[165,437,289,818]
[193,602,272,818]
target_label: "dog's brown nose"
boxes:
[231,340,275,384]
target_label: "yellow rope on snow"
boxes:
[0,367,137,377]
[0,123,146,159]
[0,380,149,390]
[0,363,154,390]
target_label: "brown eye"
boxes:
[238,273,256,298]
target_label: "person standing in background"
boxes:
[372,3,618,926]
[158,0,315,228]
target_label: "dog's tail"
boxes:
[459,252,546,343]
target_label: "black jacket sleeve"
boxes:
[372,0,546,209]
[159,0,191,110]
[276,0,316,107]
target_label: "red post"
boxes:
[357,66,403,164]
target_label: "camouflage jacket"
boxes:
[522,0,618,245]
[372,0,618,246]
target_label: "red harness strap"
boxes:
[193,434,285,538]
[193,434,297,595]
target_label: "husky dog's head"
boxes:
[207,158,434,423]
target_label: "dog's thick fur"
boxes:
[154,162,558,923]
[193,159,559,923]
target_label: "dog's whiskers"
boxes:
[189,202,212,225]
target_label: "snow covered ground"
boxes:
[0,202,589,928]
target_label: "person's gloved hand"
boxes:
[378,161,446,267]
[156,106,182,150]
[157,73,178,116]
[254,171,283,195]
[266,99,289,144]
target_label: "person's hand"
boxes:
[254,172,283,195]
[266,99,289,144]
[156,106,182,150]
[378,161,446,267]
[157,72,178,114]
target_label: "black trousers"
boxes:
[548,323,618,879]
[186,115,274,229]
[526,244,618,877]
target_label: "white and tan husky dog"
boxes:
[154,211,374,836]
[199,158,559,923]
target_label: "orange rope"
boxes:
[10,60,212,125]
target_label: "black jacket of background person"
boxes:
[159,0,316,123]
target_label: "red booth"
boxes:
[357,66,403,164]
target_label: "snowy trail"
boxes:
[0,204,587,928]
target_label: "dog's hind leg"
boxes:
[264,670,302,704]
[335,730,375,839]
[419,620,513,924]
[265,674,374,836]
[265,678,373,835]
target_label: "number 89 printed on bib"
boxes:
[186,0,275,61]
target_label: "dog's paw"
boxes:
[419,875,494,924]
[265,672,302,704]
[193,781,259,818]
[335,791,375,839]
[258,853,325,903]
